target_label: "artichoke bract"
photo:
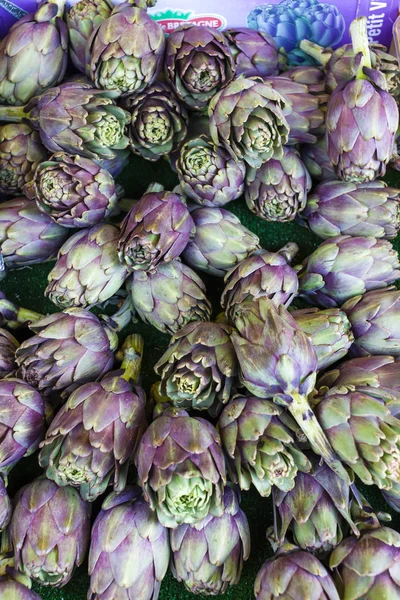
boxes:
[15,308,117,397]
[89,487,169,600]
[0,124,47,197]
[129,259,211,334]
[0,0,68,106]
[284,65,327,91]
[245,147,311,222]
[176,132,246,207]
[303,180,400,240]
[89,3,165,95]
[255,543,340,600]
[67,0,112,75]
[218,395,311,497]
[274,463,357,555]
[39,335,147,501]
[118,187,195,273]
[155,321,237,414]
[291,307,354,371]
[27,153,119,229]
[224,27,283,77]
[300,136,336,183]
[165,24,235,111]
[170,486,250,595]
[0,328,18,378]
[136,404,226,528]
[221,245,299,323]
[297,236,400,308]
[0,197,69,268]
[0,579,42,599]
[0,379,49,476]
[208,77,289,169]
[0,476,11,532]
[0,291,43,330]
[45,224,129,309]
[10,477,91,587]
[342,287,400,358]
[182,207,260,278]
[121,82,188,162]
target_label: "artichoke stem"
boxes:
[118,198,139,213]
[14,307,44,328]
[0,106,27,122]
[299,40,332,67]
[121,334,144,383]
[288,392,351,484]
[350,17,372,78]
[278,242,299,264]
[144,182,164,194]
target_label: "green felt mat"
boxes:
[2,155,400,600]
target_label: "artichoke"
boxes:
[136,404,226,528]
[182,207,260,278]
[66,0,112,75]
[0,124,47,197]
[255,543,340,600]
[342,287,400,358]
[0,579,41,599]
[10,477,91,587]
[297,236,400,308]
[224,27,283,77]
[121,82,188,161]
[88,487,170,600]
[218,394,311,497]
[94,148,130,178]
[89,3,165,95]
[170,486,250,595]
[274,463,357,555]
[284,65,326,91]
[27,152,119,229]
[15,308,118,397]
[39,335,147,501]
[0,291,42,330]
[45,224,129,309]
[221,245,299,323]
[0,197,69,268]
[129,259,211,334]
[264,75,328,144]
[291,307,354,371]
[300,136,336,183]
[118,186,195,273]
[176,130,246,207]
[155,321,237,414]
[245,146,311,222]
[208,77,289,169]
[0,0,68,106]
[303,180,400,240]
[165,24,235,111]
[0,379,50,476]
[0,476,11,532]
[0,328,18,378]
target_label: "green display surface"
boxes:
[2,155,400,600]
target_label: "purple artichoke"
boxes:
[224,27,283,77]
[10,477,91,587]
[67,0,112,75]
[89,3,165,95]
[0,0,68,106]
[121,81,188,162]
[300,136,336,182]
[118,187,195,273]
[136,404,226,528]
[39,335,147,501]
[170,486,250,595]
[88,487,170,600]
[221,245,299,323]
[0,197,69,268]
[297,236,400,308]
[303,180,400,240]
[182,207,260,277]
[26,153,119,228]
[208,77,289,168]
[0,124,47,197]
[93,149,130,178]
[284,65,326,91]
[0,291,43,330]
[0,579,42,599]
[0,328,18,378]
[45,224,129,309]
[15,308,117,397]
[0,378,49,475]
[245,146,311,222]
[165,24,235,111]
[0,475,11,531]
[129,259,211,334]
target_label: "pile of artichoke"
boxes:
[0,3,400,598]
